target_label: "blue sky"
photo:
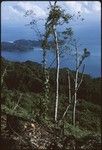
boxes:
[1,1,101,77]
[1,1,101,54]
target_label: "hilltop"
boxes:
[1,39,41,51]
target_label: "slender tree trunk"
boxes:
[68,70,71,104]
[53,25,60,123]
[72,42,79,126]
[1,66,7,87]
[72,68,78,126]
[43,47,49,116]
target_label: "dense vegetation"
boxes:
[1,57,101,149]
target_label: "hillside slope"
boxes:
[1,57,101,149]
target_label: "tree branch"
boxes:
[67,69,71,103]
[12,93,23,113]
[77,64,85,89]
[59,104,70,124]
[1,66,8,86]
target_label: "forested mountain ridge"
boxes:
[1,39,41,51]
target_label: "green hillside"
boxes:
[1,57,101,149]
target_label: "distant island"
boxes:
[1,39,63,51]
[1,39,41,51]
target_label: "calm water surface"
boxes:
[1,48,101,77]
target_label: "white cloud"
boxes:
[2,1,101,23]
[91,1,101,12]
[16,1,46,18]
[1,1,47,24]
[1,1,46,19]
[83,1,88,5]
[1,2,23,22]
[1,1,101,28]
[65,1,82,13]
[65,1,101,14]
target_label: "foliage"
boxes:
[1,57,101,106]
[1,57,101,137]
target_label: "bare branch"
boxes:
[12,93,23,112]
[1,66,8,86]
[59,104,70,124]
[30,20,43,41]
[49,1,52,7]
[67,69,71,104]
[48,50,63,69]
[49,1,57,7]
[77,64,85,89]
[54,1,57,6]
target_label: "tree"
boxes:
[72,39,90,126]
[24,12,50,118]
[58,39,90,127]
[45,1,73,124]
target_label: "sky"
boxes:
[1,1,101,77]
[1,1,101,55]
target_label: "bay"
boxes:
[1,48,101,77]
